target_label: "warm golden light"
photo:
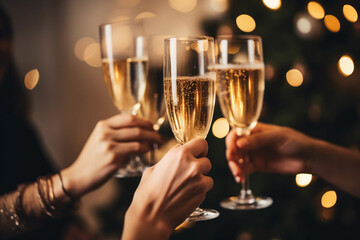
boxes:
[84,43,101,68]
[297,17,312,34]
[286,69,303,87]
[338,55,354,76]
[307,2,325,20]
[262,0,281,10]
[295,173,312,187]
[24,69,40,90]
[169,0,197,13]
[324,15,341,33]
[212,118,230,139]
[74,37,96,61]
[343,5,358,23]
[210,0,229,13]
[236,14,256,32]
[321,190,337,208]
[135,12,157,20]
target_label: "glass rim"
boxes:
[99,19,143,29]
[216,35,262,41]
[164,36,214,42]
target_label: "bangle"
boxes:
[58,172,76,201]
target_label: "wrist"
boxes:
[123,204,172,240]
[58,167,83,199]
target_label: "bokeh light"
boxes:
[209,0,229,13]
[338,55,354,77]
[262,0,281,10]
[321,190,337,208]
[212,118,230,139]
[236,14,256,32]
[324,15,341,33]
[74,37,96,61]
[297,17,312,34]
[343,5,358,23]
[265,64,275,81]
[84,43,101,68]
[295,173,312,187]
[169,0,197,13]
[307,2,325,20]
[24,69,40,90]
[286,69,303,87]
[135,12,157,20]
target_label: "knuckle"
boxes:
[132,142,142,152]
[133,128,142,137]
[125,114,136,123]
[96,120,107,130]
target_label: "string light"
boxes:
[209,0,229,13]
[343,5,358,23]
[135,12,156,20]
[321,190,337,208]
[338,55,354,77]
[295,173,312,187]
[74,37,96,61]
[236,14,256,32]
[212,118,230,139]
[286,69,303,87]
[324,15,340,33]
[169,0,197,13]
[262,0,281,10]
[297,17,312,34]
[24,69,40,90]
[307,2,325,20]
[84,43,101,68]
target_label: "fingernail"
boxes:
[235,176,241,183]
[236,138,248,148]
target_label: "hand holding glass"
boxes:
[215,35,273,210]
[164,36,219,221]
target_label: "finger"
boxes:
[236,130,283,151]
[251,122,278,134]
[113,141,152,158]
[105,114,154,130]
[182,138,208,158]
[195,157,212,175]
[112,128,163,143]
[228,160,242,183]
[202,176,214,192]
[225,129,238,148]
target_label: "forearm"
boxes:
[0,174,78,238]
[308,138,360,198]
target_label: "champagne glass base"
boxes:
[185,208,220,222]
[220,196,273,210]
[114,155,147,178]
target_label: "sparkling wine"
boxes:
[164,74,216,144]
[215,64,265,130]
[102,57,148,113]
[140,67,165,130]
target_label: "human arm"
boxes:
[122,138,213,240]
[226,122,360,198]
[0,114,163,237]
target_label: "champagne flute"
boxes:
[164,36,219,221]
[215,35,273,210]
[99,20,148,177]
[139,36,167,165]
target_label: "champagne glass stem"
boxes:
[237,130,255,204]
